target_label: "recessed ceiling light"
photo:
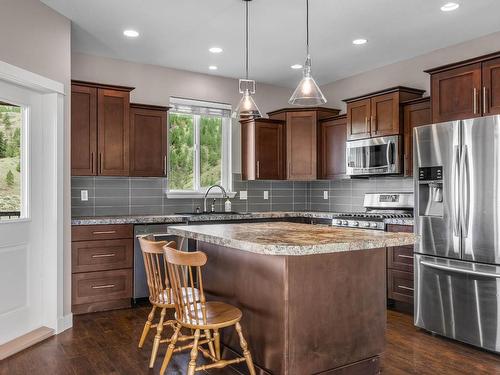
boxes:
[123,29,139,38]
[209,65,218,71]
[291,64,303,69]
[441,2,459,11]
[352,38,368,45]
[209,47,223,54]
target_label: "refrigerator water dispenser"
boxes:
[418,166,443,217]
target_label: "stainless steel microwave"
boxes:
[346,135,401,176]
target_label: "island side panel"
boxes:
[200,242,287,374]
[286,248,386,375]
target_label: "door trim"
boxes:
[0,60,68,348]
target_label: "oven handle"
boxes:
[420,260,500,278]
[386,140,393,166]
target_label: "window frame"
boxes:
[166,111,234,199]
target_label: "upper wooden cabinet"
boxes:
[482,57,500,116]
[344,87,425,140]
[428,63,482,122]
[426,52,500,122]
[402,97,431,177]
[317,114,347,179]
[268,107,340,180]
[240,118,285,180]
[130,103,169,177]
[71,81,134,176]
[71,85,97,176]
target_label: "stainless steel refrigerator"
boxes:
[414,115,500,353]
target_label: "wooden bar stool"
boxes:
[160,244,256,375]
[137,236,179,368]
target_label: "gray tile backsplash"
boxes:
[71,174,413,217]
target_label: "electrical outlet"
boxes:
[81,190,88,201]
[239,190,247,200]
[263,190,269,200]
[323,191,328,200]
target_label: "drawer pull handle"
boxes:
[92,253,116,258]
[92,230,117,235]
[398,285,414,291]
[92,284,115,289]
[397,254,414,259]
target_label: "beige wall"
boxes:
[72,52,292,173]
[320,30,500,112]
[0,0,72,315]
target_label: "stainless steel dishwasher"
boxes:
[133,222,188,301]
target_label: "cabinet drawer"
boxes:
[72,224,133,241]
[72,269,132,306]
[72,239,133,273]
[387,245,414,272]
[388,269,414,304]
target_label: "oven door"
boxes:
[346,135,401,175]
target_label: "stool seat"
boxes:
[179,301,242,329]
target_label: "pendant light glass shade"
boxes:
[233,0,262,120]
[289,55,326,106]
[289,0,327,106]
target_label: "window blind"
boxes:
[169,97,232,118]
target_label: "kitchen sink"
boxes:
[174,211,250,216]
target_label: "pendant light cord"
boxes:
[245,0,249,79]
[306,0,309,56]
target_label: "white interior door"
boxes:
[0,79,44,344]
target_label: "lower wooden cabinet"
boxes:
[386,224,414,306]
[71,224,133,314]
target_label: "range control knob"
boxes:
[334,219,342,225]
[362,222,370,227]
[370,223,378,229]
[352,221,359,226]
[342,220,348,226]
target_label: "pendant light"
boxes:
[289,0,326,106]
[233,0,262,119]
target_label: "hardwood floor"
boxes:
[1,305,500,374]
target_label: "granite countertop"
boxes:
[167,222,416,256]
[71,211,414,226]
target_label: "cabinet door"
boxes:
[431,63,482,122]
[130,107,167,177]
[97,89,130,176]
[371,93,399,137]
[71,85,97,175]
[347,99,371,140]
[482,57,500,116]
[318,117,347,179]
[286,111,317,180]
[403,100,431,176]
[255,122,284,180]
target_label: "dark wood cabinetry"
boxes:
[426,52,500,122]
[268,107,340,181]
[402,97,431,176]
[318,114,347,179]
[130,103,169,177]
[71,81,134,176]
[71,224,133,314]
[71,85,97,176]
[240,118,285,180]
[428,63,482,122]
[386,224,414,306]
[482,57,500,116]
[344,87,425,140]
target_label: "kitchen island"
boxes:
[167,222,415,375]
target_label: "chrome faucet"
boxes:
[203,184,228,213]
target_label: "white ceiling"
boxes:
[42,0,500,88]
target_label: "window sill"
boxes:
[166,191,237,199]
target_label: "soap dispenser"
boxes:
[225,198,232,213]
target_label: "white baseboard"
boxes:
[57,313,73,333]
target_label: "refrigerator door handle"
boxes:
[453,145,461,236]
[460,145,470,238]
[420,260,500,278]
